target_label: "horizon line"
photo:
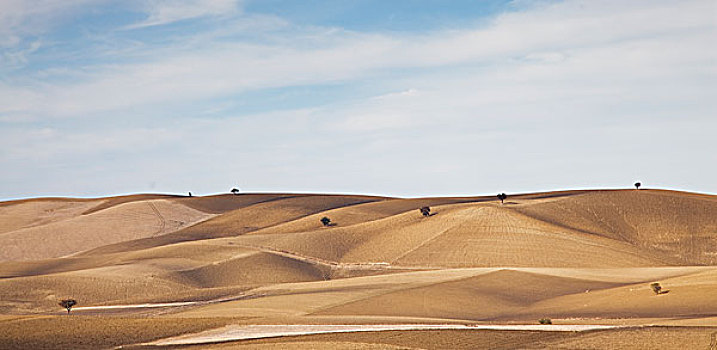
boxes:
[2,186,715,203]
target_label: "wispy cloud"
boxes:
[3,0,713,122]
[0,0,101,47]
[127,0,242,29]
[0,0,715,198]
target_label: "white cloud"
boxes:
[0,125,183,168]
[1,0,716,197]
[128,0,242,29]
[3,0,713,122]
[0,0,101,48]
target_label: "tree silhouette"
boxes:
[634,182,641,190]
[419,206,431,217]
[59,299,77,314]
[188,192,192,197]
[649,282,670,295]
[497,193,507,204]
[230,188,240,195]
[538,318,552,325]
[320,216,332,227]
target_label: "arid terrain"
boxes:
[1,189,716,349]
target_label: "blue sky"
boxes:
[1,0,715,200]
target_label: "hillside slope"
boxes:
[0,189,715,321]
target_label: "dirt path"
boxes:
[141,324,628,346]
[72,301,198,311]
[70,292,266,314]
[147,201,166,236]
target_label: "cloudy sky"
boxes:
[1,0,715,200]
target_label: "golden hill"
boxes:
[0,189,715,348]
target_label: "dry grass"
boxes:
[0,189,716,349]
[0,199,212,261]
[153,327,716,350]
[0,316,239,349]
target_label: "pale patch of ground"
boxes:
[186,327,717,350]
[0,199,102,234]
[143,324,625,346]
[0,199,214,261]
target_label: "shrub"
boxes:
[419,206,431,217]
[538,318,552,325]
[320,216,332,227]
[59,299,77,314]
[650,282,668,295]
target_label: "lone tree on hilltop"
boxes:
[419,206,431,217]
[188,192,193,197]
[634,182,641,190]
[59,299,77,314]
[320,216,332,227]
[230,188,240,195]
[497,193,507,204]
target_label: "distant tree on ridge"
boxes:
[419,206,431,217]
[634,182,641,190]
[59,299,77,314]
[497,193,507,204]
[230,188,240,195]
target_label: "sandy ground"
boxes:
[177,327,717,350]
[1,190,716,349]
[0,199,214,261]
[0,316,240,350]
[142,324,627,346]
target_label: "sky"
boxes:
[1,0,715,200]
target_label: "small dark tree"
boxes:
[634,182,641,190]
[419,206,431,217]
[59,299,77,314]
[497,193,507,204]
[650,282,668,295]
[320,216,332,227]
[230,188,240,195]
[188,192,193,197]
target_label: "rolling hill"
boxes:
[0,189,715,348]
